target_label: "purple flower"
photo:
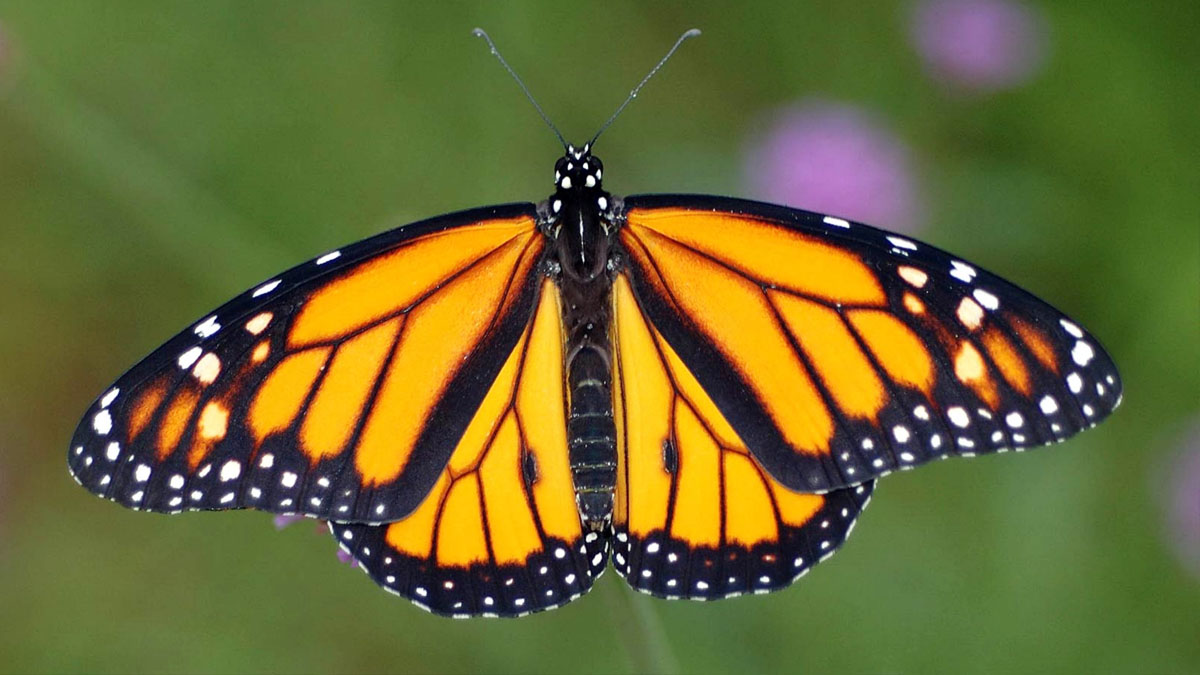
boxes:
[744,100,922,233]
[911,0,1048,93]
[1166,423,1200,579]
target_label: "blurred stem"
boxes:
[1,58,292,287]
[603,578,680,674]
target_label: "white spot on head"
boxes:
[597,196,608,210]
[1060,319,1084,338]
[220,460,241,482]
[1072,341,1095,366]
[1067,372,1084,394]
[93,410,113,435]
[552,199,561,213]
[823,216,850,229]
[105,442,121,461]
[560,176,572,189]
[585,175,596,188]
[100,388,120,408]
[315,250,341,265]
[887,236,917,251]
[252,280,282,298]
[948,406,970,428]
[281,471,298,488]
[950,260,977,283]
[134,464,151,482]
[1005,412,1024,428]
[194,315,221,338]
[177,346,203,370]
[972,289,1000,310]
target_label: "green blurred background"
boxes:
[1,2,1197,674]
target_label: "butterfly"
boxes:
[68,29,1121,618]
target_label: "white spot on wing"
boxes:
[1067,372,1083,394]
[100,388,120,408]
[1059,319,1084,338]
[220,460,242,482]
[194,316,221,338]
[950,260,977,283]
[93,410,113,435]
[315,251,341,265]
[823,216,850,229]
[972,289,1000,310]
[1072,341,1095,366]
[252,280,282,298]
[177,346,203,369]
[887,236,917,251]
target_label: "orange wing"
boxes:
[611,275,873,599]
[68,205,549,523]
[331,282,605,617]
[618,196,1122,493]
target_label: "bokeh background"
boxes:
[1,2,1197,673]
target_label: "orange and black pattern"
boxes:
[620,195,1121,495]
[69,150,1120,618]
[611,276,873,599]
[68,204,545,524]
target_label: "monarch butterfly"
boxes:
[68,29,1121,618]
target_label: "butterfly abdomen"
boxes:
[561,268,617,530]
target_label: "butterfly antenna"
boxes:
[589,28,701,148]
[472,28,568,151]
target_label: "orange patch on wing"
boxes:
[1009,315,1059,374]
[480,416,542,564]
[903,293,925,315]
[249,347,330,443]
[613,277,681,535]
[768,480,824,528]
[353,233,540,486]
[669,404,722,547]
[982,328,1031,395]
[771,291,885,420]
[723,453,777,546]
[623,228,832,455]
[520,287,579,542]
[386,473,449,558]
[187,400,229,468]
[156,388,199,459]
[289,216,536,347]
[251,341,270,364]
[436,478,489,566]
[128,379,167,441]
[955,341,999,408]
[847,309,934,394]
[626,208,885,305]
[300,318,402,463]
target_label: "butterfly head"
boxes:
[553,143,604,195]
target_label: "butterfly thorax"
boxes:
[545,144,618,531]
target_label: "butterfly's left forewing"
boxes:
[68,204,548,523]
[618,195,1121,493]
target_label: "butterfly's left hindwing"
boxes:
[68,203,547,523]
[618,195,1122,493]
[332,281,607,617]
